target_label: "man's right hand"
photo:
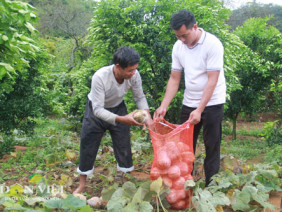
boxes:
[153,106,167,122]
[116,112,143,126]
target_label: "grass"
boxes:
[0,116,280,212]
[221,120,281,163]
[0,117,280,185]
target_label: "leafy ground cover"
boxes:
[0,114,281,211]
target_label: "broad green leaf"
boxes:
[24,197,46,206]
[184,180,195,189]
[78,205,95,212]
[150,177,162,194]
[106,188,129,211]
[210,191,230,206]
[44,198,64,209]
[62,194,86,209]
[231,189,251,211]
[124,201,153,212]
[192,190,217,212]
[3,206,30,211]
[122,181,137,198]
[2,200,22,208]
[132,187,147,204]
[124,202,139,212]
[101,188,116,201]
[107,199,126,212]
[139,201,153,212]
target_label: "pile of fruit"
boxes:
[150,140,195,209]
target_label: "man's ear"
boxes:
[115,64,122,70]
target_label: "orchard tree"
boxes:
[0,0,50,135]
[235,17,281,116]
[69,0,242,123]
[227,2,282,32]
[33,0,94,71]
[224,47,272,139]
[0,0,39,93]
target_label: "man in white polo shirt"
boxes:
[154,10,226,186]
[74,46,153,194]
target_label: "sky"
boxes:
[226,0,282,9]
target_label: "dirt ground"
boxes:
[1,113,281,211]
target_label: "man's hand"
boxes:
[116,112,143,126]
[153,106,167,122]
[188,109,202,125]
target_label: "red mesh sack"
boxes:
[148,119,194,210]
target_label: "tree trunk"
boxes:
[232,113,239,140]
[68,37,78,72]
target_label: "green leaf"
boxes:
[2,35,8,41]
[231,188,251,211]
[0,62,14,72]
[192,189,217,212]
[184,180,195,189]
[30,12,36,18]
[102,184,120,199]
[24,197,46,206]
[132,187,147,204]
[124,201,153,212]
[25,22,36,33]
[210,191,230,206]
[124,202,139,212]
[44,198,65,209]
[122,181,137,198]
[107,199,126,212]
[139,201,153,212]
[0,66,7,80]
[63,194,86,209]
[150,177,162,194]
[78,205,95,212]
[106,188,129,212]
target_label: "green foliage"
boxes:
[33,0,94,38]
[227,2,282,32]
[224,47,272,139]
[0,0,51,135]
[234,17,282,113]
[192,163,281,212]
[261,120,282,146]
[0,135,15,158]
[0,0,40,93]
[44,194,87,211]
[265,145,282,164]
[225,16,282,139]
[70,0,241,123]
[102,179,169,212]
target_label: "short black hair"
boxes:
[113,46,140,69]
[170,10,196,30]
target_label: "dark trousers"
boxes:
[78,100,133,173]
[180,104,224,185]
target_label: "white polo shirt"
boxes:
[171,28,226,108]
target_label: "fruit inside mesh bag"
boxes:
[148,119,195,209]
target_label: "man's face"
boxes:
[119,63,138,80]
[174,24,198,47]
